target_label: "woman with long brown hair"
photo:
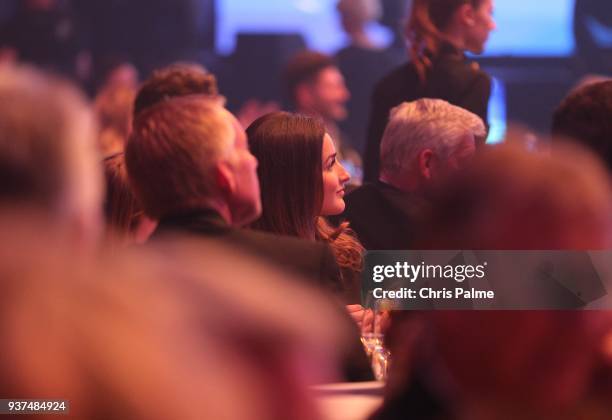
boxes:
[363,0,496,182]
[246,112,364,302]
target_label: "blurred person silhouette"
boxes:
[373,144,612,420]
[421,143,612,250]
[0,64,102,248]
[0,219,351,420]
[552,80,612,172]
[246,111,363,303]
[94,78,137,157]
[335,0,404,156]
[103,153,156,248]
[284,50,363,183]
[379,0,411,52]
[364,0,495,182]
[0,0,91,82]
[336,98,485,250]
[132,62,223,119]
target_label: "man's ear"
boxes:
[215,161,236,197]
[418,149,435,180]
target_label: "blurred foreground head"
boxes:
[0,65,102,246]
[420,143,612,249]
[552,80,612,172]
[0,226,347,419]
[383,309,612,420]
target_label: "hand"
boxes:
[346,304,368,330]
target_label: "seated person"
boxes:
[246,111,364,303]
[336,98,485,250]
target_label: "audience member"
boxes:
[284,50,362,181]
[0,64,102,247]
[364,0,495,182]
[552,80,612,172]
[337,98,485,250]
[246,111,364,303]
[103,153,156,247]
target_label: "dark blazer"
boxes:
[151,209,355,300]
[363,43,491,183]
[336,182,430,251]
[151,208,374,382]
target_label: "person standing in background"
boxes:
[363,0,495,182]
[335,0,404,157]
[284,51,363,184]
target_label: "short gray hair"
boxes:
[380,99,486,174]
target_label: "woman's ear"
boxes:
[215,161,236,197]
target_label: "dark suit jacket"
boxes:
[363,42,491,182]
[337,182,430,251]
[151,208,354,298]
[151,208,374,381]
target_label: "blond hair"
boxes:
[126,95,234,219]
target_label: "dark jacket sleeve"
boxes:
[364,83,392,183]
[457,70,492,129]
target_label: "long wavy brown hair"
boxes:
[246,112,363,278]
[406,0,482,82]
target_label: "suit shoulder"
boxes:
[345,183,383,205]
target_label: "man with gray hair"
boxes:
[336,98,486,250]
